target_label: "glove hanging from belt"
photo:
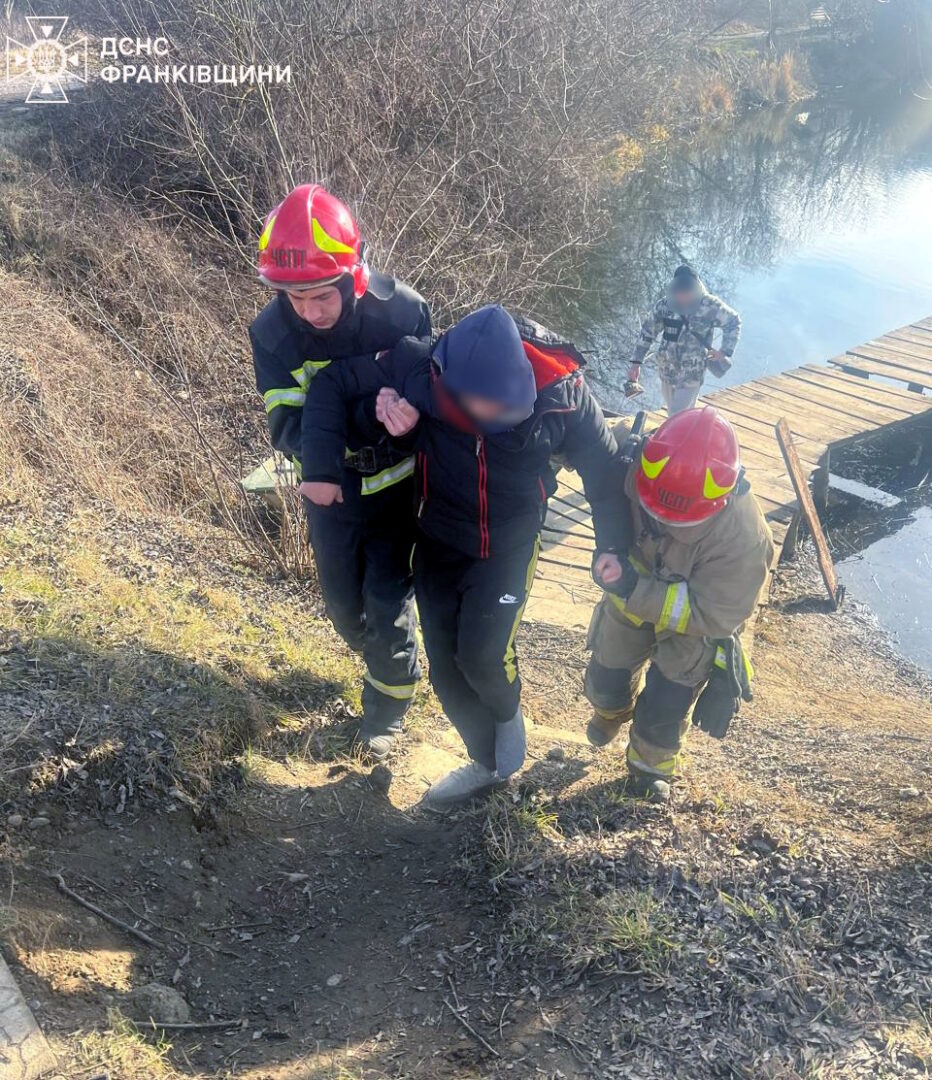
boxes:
[692,633,753,740]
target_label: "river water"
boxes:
[550,88,932,671]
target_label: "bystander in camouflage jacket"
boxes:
[632,277,741,388]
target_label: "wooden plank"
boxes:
[704,400,827,461]
[845,344,932,380]
[828,355,932,391]
[725,382,872,437]
[707,410,821,468]
[716,386,861,444]
[866,336,932,366]
[883,327,932,352]
[775,419,845,610]
[756,371,916,425]
[797,365,932,410]
[780,368,924,418]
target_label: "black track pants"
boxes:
[306,484,419,735]
[413,534,540,771]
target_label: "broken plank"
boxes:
[775,418,844,610]
[828,355,932,391]
[844,344,932,380]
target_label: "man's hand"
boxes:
[375,387,400,424]
[382,394,420,437]
[708,348,727,362]
[626,362,642,383]
[299,481,343,506]
[593,552,623,585]
[592,552,639,599]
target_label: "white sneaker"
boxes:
[425,761,502,808]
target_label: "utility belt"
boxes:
[344,444,398,475]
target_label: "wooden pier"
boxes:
[526,316,932,630]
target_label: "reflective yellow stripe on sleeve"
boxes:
[264,387,306,413]
[360,456,415,496]
[364,672,417,700]
[656,581,690,633]
[291,359,332,390]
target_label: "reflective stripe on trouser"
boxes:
[585,595,715,776]
[306,489,420,736]
[413,534,539,773]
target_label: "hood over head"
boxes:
[431,305,537,430]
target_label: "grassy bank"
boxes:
[1,504,929,1079]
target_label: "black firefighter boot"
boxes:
[625,766,672,804]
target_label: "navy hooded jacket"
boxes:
[249,270,431,489]
[302,306,629,560]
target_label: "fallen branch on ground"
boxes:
[51,873,164,950]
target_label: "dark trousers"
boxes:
[413,534,540,771]
[307,484,419,735]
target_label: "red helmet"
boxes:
[256,183,370,297]
[636,406,740,525]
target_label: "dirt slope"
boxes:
[1,503,930,1079]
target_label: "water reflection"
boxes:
[554,90,932,412]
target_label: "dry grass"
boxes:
[56,1011,181,1079]
[699,77,736,115]
[0,504,360,807]
[745,52,812,105]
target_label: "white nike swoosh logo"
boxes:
[499,594,519,604]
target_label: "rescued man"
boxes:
[586,406,774,802]
[627,265,741,414]
[299,305,629,807]
[249,184,431,760]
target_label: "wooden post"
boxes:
[775,418,845,610]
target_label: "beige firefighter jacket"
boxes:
[609,466,775,639]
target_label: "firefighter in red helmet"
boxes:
[585,407,774,801]
[249,184,432,760]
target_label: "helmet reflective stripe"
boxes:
[703,467,735,501]
[312,215,357,256]
[258,214,276,252]
[640,453,670,480]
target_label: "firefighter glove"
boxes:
[692,635,752,740]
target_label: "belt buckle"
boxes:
[352,447,377,474]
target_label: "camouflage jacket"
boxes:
[632,280,741,387]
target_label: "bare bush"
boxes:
[49,0,723,320]
[3,0,737,573]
